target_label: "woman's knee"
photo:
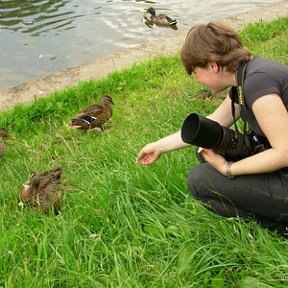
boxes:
[186,164,208,198]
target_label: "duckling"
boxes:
[145,7,177,27]
[69,95,114,132]
[0,128,9,155]
[20,167,63,214]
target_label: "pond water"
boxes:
[0,0,281,89]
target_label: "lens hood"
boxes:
[181,113,223,149]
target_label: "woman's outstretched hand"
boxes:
[136,144,162,165]
[136,131,189,165]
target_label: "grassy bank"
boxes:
[0,17,288,287]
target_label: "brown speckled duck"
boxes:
[0,128,9,155]
[20,167,63,214]
[69,95,114,132]
[193,89,228,101]
[145,7,177,27]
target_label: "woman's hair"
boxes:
[181,22,251,74]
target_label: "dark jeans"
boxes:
[187,152,288,234]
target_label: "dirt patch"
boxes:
[0,0,287,111]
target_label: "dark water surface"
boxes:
[0,0,280,89]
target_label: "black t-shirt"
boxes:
[230,56,288,137]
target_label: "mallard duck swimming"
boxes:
[0,128,8,155]
[20,167,63,214]
[69,95,114,132]
[145,7,177,27]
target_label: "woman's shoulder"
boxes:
[244,56,288,108]
[248,56,288,74]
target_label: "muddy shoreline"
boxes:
[0,0,287,111]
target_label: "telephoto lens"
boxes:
[181,113,253,161]
[181,113,223,149]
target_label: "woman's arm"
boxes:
[207,93,240,127]
[136,130,189,165]
[203,93,288,175]
[137,93,238,165]
[229,93,288,175]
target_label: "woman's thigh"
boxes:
[187,163,288,221]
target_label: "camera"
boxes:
[181,113,270,161]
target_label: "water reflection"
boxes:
[0,0,76,36]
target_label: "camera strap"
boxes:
[231,61,248,133]
[231,61,272,154]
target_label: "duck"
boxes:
[20,167,63,214]
[0,128,9,155]
[193,89,228,101]
[145,7,177,27]
[69,95,114,132]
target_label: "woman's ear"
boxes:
[208,61,220,73]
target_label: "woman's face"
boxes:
[193,63,229,93]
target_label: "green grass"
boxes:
[0,17,288,287]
